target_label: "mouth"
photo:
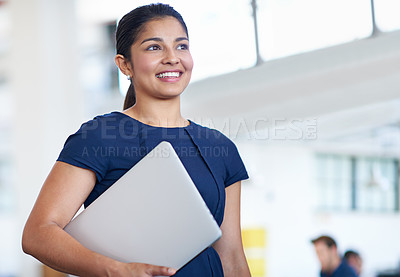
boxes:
[155,71,182,79]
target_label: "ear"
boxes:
[115,54,133,77]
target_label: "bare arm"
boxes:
[22,161,176,277]
[213,181,251,277]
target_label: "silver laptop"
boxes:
[64,141,221,271]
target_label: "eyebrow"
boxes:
[140,37,189,45]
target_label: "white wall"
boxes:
[238,140,400,277]
[8,0,84,276]
[0,215,19,275]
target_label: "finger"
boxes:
[147,265,176,276]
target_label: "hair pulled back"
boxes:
[115,3,188,109]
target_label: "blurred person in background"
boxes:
[311,235,358,277]
[21,3,251,277]
[344,250,362,276]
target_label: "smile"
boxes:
[156,71,181,78]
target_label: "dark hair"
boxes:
[311,235,337,248]
[115,3,189,109]
[344,250,360,260]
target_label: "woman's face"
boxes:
[129,16,193,101]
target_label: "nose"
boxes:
[162,48,180,65]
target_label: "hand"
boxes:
[117,262,177,276]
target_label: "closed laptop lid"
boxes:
[64,141,221,270]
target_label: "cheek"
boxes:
[132,55,158,76]
[182,54,194,72]
[317,252,328,263]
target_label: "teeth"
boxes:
[156,72,180,78]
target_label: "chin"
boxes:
[160,87,186,97]
[156,91,183,100]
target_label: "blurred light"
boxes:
[374,0,400,31]
[118,70,129,97]
[257,0,372,61]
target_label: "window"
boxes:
[374,0,400,32]
[315,154,399,212]
[256,0,372,60]
[355,157,399,212]
[315,154,352,211]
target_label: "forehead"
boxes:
[137,16,187,40]
[314,241,330,252]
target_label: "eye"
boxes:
[146,45,161,51]
[177,43,189,50]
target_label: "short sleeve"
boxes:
[223,138,249,187]
[57,119,110,182]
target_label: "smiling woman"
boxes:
[116,17,193,115]
[114,4,192,112]
[22,3,251,277]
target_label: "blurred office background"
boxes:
[0,0,400,276]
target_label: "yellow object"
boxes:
[242,227,266,248]
[242,227,267,276]
[247,258,265,276]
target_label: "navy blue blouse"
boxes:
[57,111,249,276]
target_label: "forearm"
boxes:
[22,223,121,276]
[218,248,251,277]
[215,182,251,277]
[222,261,251,277]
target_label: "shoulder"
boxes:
[74,111,137,140]
[62,112,132,151]
[336,261,358,277]
[188,120,242,163]
[58,112,127,182]
[188,120,235,148]
[78,112,123,135]
[188,120,249,186]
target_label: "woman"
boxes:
[22,3,251,276]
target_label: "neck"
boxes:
[124,96,188,128]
